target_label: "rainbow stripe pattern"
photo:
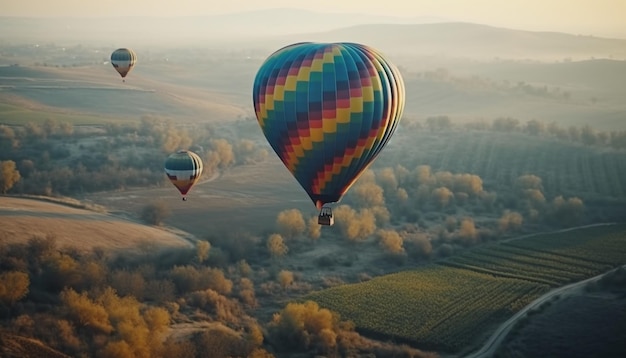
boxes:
[253,42,405,209]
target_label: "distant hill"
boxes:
[0,65,249,123]
[0,9,437,46]
[1,12,624,61]
[267,22,626,60]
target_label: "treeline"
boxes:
[259,166,585,268]
[415,67,573,101]
[418,115,626,150]
[0,116,269,196]
[0,234,437,357]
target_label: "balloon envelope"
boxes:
[164,150,203,198]
[110,48,137,79]
[252,42,405,209]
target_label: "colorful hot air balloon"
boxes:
[110,48,137,82]
[252,42,405,225]
[164,150,203,201]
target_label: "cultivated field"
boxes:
[305,224,626,354]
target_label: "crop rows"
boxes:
[306,266,547,352]
[442,242,613,286]
[507,224,626,265]
[392,131,626,200]
[307,224,626,353]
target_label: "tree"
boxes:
[268,300,340,352]
[334,205,377,242]
[351,182,385,208]
[0,160,21,194]
[0,271,30,305]
[140,200,170,225]
[267,234,288,258]
[499,210,523,233]
[276,209,306,239]
[277,270,294,289]
[431,187,454,208]
[457,218,478,243]
[196,240,211,263]
[60,288,113,334]
[377,229,405,255]
[307,216,321,241]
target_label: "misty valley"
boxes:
[1,18,626,358]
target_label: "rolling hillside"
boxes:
[0,196,193,253]
[0,64,250,124]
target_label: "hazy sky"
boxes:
[2,0,626,37]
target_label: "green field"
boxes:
[305,224,626,354]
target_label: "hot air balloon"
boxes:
[110,48,137,82]
[252,42,405,225]
[164,150,203,201]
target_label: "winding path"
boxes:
[463,223,619,358]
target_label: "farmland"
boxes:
[305,224,626,354]
[383,129,626,203]
[1,24,626,357]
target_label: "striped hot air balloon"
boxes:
[252,42,405,225]
[110,48,137,82]
[164,150,203,201]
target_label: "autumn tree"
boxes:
[196,240,211,263]
[333,205,376,242]
[515,174,543,191]
[267,234,288,258]
[457,218,478,244]
[276,209,306,239]
[60,288,113,334]
[351,182,385,208]
[377,229,405,255]
[277,270,294,289]
[431,187,454,208]
[110,269,146,300]
[268,301,341,353]
[307,216,321,241]
[413,165,436,187]
[140,200,170,225]
[238,278,257,307]
[453,173,483,196]
[402,231,433,258]
[499,210,524,233]
[210,138,235,168]
[0,271,30,305]
[550,196,585,225]
[376,167,398,195]
[0,160,21,194]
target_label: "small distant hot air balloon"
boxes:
[164,150,203,201]
[252,42,405,225]
[110,48,137,82]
